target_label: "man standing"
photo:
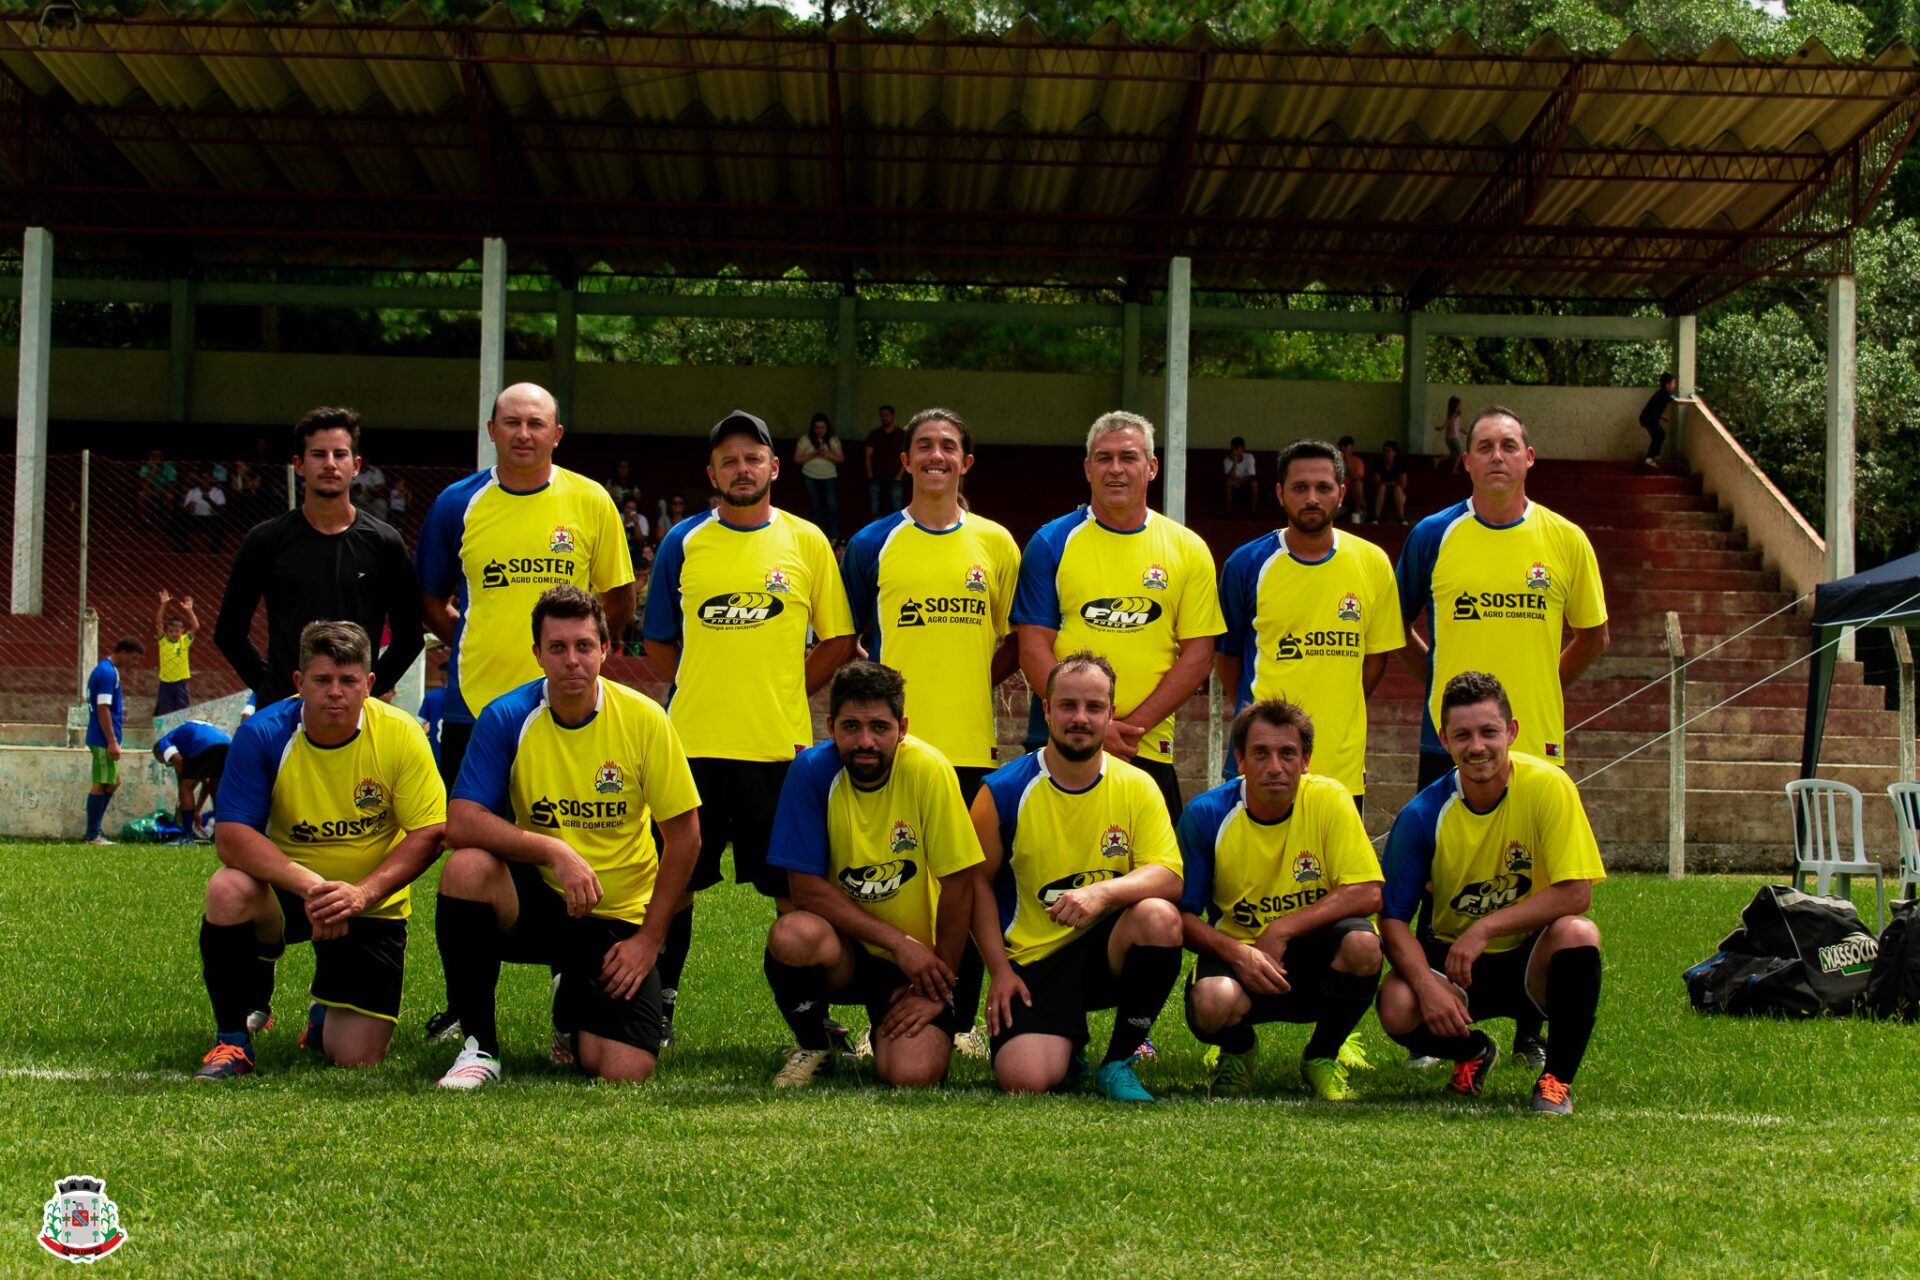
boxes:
[1216,439,1402,806]
[215,407,423,708]
[81,638,143,846]
[152,718,232,844]
[643,410,856,1044]
[154,589,200,715]
[1222,437,1259,518]
[761,662,981,1088]
[416,383,635,793]
[1639,373,1679,468]
[433,588,701,1089]
[1014,411,1222,819]
[864,404,905,517]
[1179,701,1383,1101]
[193,622,446,1080]
[842,408,1020,804]
[1335,437,1368,523]
[970,652,1185,1102]
[1376,671,1606,1115]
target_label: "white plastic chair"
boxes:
[1888,782,1920,903]
[1786,779,1885,932]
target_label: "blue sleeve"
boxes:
[1395,509,1451,625]
[1010,516,1072,629]
[839,519,887,643]
[642,519,691,644]
[86,663,111,701]
[449,693,527,816]
[215,707,294,832]
[1175,795,1222,918]
[982,754,1038,851]
[766,743,839,874]
[1215,539,1263,661]
[1381,784,1445,923]
[414,476,479,600]
[153,725,178,756]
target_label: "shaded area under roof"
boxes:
[0,4,1915,310]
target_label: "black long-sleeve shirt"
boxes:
[214,507,423,705]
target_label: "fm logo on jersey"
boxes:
[549,525,575,554]
[1337,593,1362,622]
[1082,596,1163,630]
[698,591,785,628]
[764,566,792,594]
[1099,825,1131,859]
[839,858,918,902]
[1143,563,1169,590]
[1450,872,1531,916]
[594,761,625,794]
[889,820,918,854]
[1292,850,1323,883]
[1038,868,1117,906]
[353,778,385,810]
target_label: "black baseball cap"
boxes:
[709,410,772,449]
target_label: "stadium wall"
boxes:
[0,349,1652,458]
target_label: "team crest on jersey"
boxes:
[549,525,575,554]
[1504,840,1532,872]
[39,1176,126,1263]
[353,778,384,810]
[764,566,792,594]
[1099,825,1131,859]
[889,820,918,854]
[964,563,988,593]
[1337,592,1362,623]
[1526,561,1551,591]
[1142,563,1169,590]
[1292,851,1324,883]
[593,761,625,794]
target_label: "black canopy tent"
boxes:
[1800,551,1920,778]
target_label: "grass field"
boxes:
[2,840,1916,1277]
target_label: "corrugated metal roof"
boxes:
[0,4,1913,308]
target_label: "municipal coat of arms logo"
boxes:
[549,525,575,554]
[889,820,918,854]
[39,1176,126,1264]
[1526,561,1551,592]
[1337,592,1362,622]
[353,778,384,810]
[1100,825,1131,859]
[964,563,988,593]
[1505,840,1533,872]
[594,761,625,794]
[1142,563,1169,591]
[765,566,792,594]
[1292,851,1324,883]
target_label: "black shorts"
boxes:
[497,859,568,967]
[271,888,407,1023]
[689,757,791,897]
[1419,930,1546,1022]
[1187,917,1375,1030]
[180,744,228,783]
[553,915,665,1056]
[989,913,1122,1053]
[438,720,475,794]
[1134,758,1184,823]
[832,943,980,1038]
[954,766,993,808]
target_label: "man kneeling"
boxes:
[761,661,982,1088]
[1179,700,1383,1101]
[435,587,700,1088]
[195,621,446,1080]
[970,651,1185,1101]
[1376,671,1605,1115]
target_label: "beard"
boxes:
[722,478,771,510]
[1049,729,1102,763]
[1286,506,1331,535]
[841,751,892,785]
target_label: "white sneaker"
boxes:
[436,1036,502,1090]
[954,1025,990,1060]
[1406,1054,1445,1070]
[84,836,113,846]
[773,1046,834,1089]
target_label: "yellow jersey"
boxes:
[156,632,193,683]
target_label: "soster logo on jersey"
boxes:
[1099,825,1131,859]
[594,761,625,794]
[897,594,989,629]
[698,591,785,628]
[289,811,391,842]
[526,793,628,831]
[481,556,577,591]
[353,778,385,810]
[838,858,918,902]
[1081,596,1163,630]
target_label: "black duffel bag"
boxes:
[1865,898,1920,1021]
[1684,886,1878,1018]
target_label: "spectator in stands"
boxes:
[1222,436,1259,517]
[864,404,906,517]
[1639,373,1679,470]
[387,475,412,535]
[153,588,200,715]
[832,537,848,564]
[180,470,228,552]
[352,460,387,497]
[1435,395,1464,471]
[1336,437,1368,523]
[622,497,651,555]
[795,412,845,540]
[82,637,143,846]
[665,493,689,531]
[605,459,640,511]
[215,406,423,707]
[1372,440,1410,524]
[229,460,264,523]
[138,448,177,529]
[363,483,391,524]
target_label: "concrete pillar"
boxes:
[167,278,193,424]
[1162,257,1191,524]
[1671,313,1696,455]
[476,236,507,470]
[553,287,577,427]
[12,226,53,616]
[1401,309,1427,454]
[1121,301,1141,415]
[834,294,857,439]
[1826,274,1857,658]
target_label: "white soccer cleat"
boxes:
[436,1036,502,1090]
[773,1047,834,1089]
[953,1025,990,1061]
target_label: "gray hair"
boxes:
[1086,411,1156,458]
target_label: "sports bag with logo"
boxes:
[1865,899,1920,1021]
[1683,886,1877,1018]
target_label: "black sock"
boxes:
[436,895,503,1056]
[201,919,263,1036]
[1391,1024,1492,1064]
[763,949,831,1051]
[249,940,284,1015]
[1303,967,1378,1061]
[1542,946,1602,1083]
[657,906,694,1028]
[1105,943,1181,1065]
[1514,1010,1546,1044]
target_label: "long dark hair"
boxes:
[808,413,833,445]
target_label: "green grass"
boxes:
[2,842,1916,1277]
